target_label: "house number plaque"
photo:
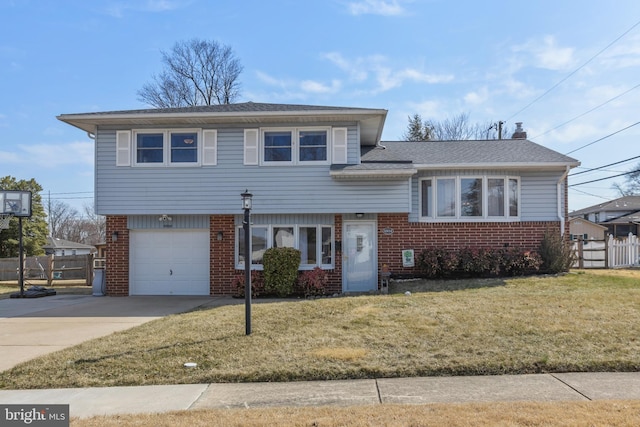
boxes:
[383,228,394,235]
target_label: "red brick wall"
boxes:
[105,215,129,296]
[210,215,236,295]
[377,214,560,276]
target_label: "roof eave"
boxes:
[413,162,580,170]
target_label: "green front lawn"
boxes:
[1,269,639,389]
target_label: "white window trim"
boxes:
[131,128,204,167]
[259,127,331,166]
[419,175,521,222]
[236,224,335,270]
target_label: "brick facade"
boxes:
[210,215,236,295]
[105,215,129,296]
[107,213,562,296]
[377,214,561,277]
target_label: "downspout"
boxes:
[557,166,570,237]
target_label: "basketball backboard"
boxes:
[0,190,32,217]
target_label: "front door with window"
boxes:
[343,221,377,292]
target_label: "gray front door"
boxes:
[343,221,377,292]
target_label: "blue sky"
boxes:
[1,0,640,214]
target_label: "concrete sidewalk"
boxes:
[1,372,639,419]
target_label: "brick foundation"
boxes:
[377,214,561,277]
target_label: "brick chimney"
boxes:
[512,122,527,139]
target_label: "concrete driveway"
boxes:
[0,295,226,372]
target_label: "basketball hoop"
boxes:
[0,213,12,230]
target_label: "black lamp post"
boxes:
[241,190,253,335]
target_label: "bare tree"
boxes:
[402,112,512,141]
[613,162,640,196]
[47,200,79,239]
[82,203,106,245]
[138,39,243,108]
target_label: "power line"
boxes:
[569,169,640,187]
[565,121,640,155]
[569,187,614,200]
[531,82,640,140]
[569,154,640,176]
[507,18,640,121]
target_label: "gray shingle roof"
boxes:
[61,102,382,116]
[363,140,579,167]
[42,237,96,250]
[570,196,640,216]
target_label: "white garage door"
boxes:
[130,230,210,296]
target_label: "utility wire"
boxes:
[565,121,640,155]
[569,154,640,176]
[569,187,614,200]
[531,82,640,139]
[569,169,640,187]
[507,18,640,121]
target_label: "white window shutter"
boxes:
[116,131,131,166]
[202,130,217,166]
[244,129,259,165]
[332,127,348,164]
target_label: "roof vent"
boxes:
[512,122,527,139]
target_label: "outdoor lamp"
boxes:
[241,190,253,210]
[111,231,118,242]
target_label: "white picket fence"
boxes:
[608,233,640,268]
[572,233,640,269]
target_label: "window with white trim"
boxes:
[236,224,334,269]
[260,127,330,165]
[420,176,520,221]
[121,129,217,167]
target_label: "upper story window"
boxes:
[135,130,200,166]
[170,132,198,163]
[420,176,520,221]
[116,128,216,167]
[260,127,329,165]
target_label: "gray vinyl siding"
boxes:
[408,169,563,222]
[95,126,408,215]
[128,215,209,229]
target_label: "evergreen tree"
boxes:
[402,114,431,141]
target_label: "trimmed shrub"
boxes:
[232,271,265,298]
[417,246,542,279]
[297,267,329,298]
[539,229,575,273]
[263,247,301,297]
[416,247,458,278]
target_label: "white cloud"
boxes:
[4,141,94,169]
[104,0,188,18]
[513,36,575,71]
[347,0,407,16]
[464,86,490,105]
[323,52,453,94]
[300,79,342,94]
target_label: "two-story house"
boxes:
[58,103,579,296]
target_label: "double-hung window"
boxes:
[237,224,334,269]
[261,128,329,165]
[129,129,213,167]
[420,176,519,221]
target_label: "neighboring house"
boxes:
[570,196,640,237]
[57,103,579,296]
[568,218,607,241]
[43,237,96,256]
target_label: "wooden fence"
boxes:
[0,254,94,285]
[572,233,640,269]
